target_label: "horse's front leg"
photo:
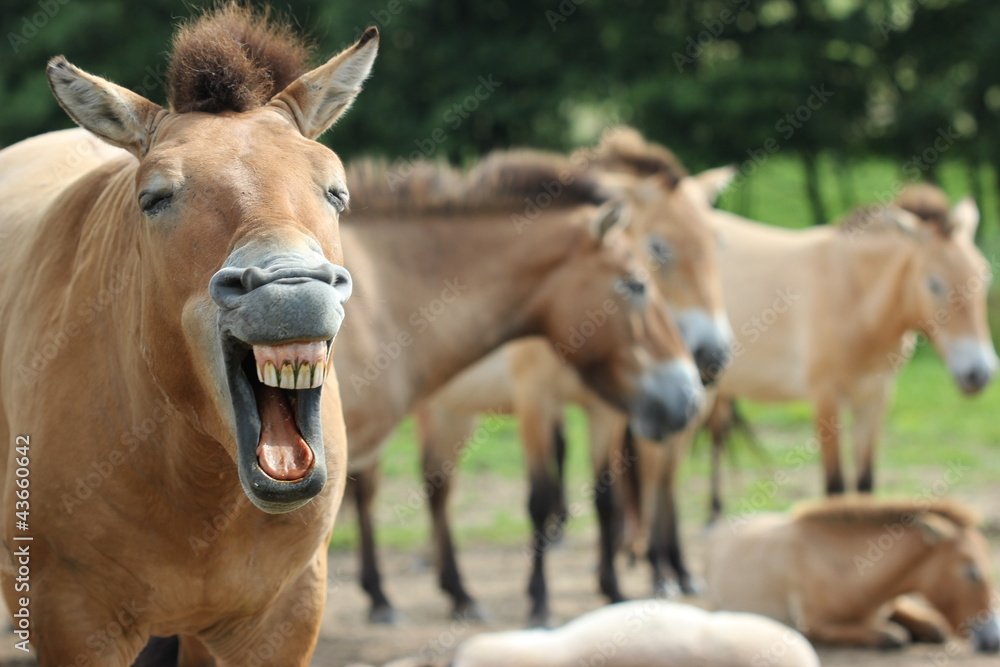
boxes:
[516,393,562,628]
[349,465,396,624]
[812,392,844,495]
[415,403,485,621]
[28,584,151,667]
[848,374,894,493]
[584,397,628,605]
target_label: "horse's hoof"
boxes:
[654,580,681,599]
[679,577,703,596]
[453,601,490,623]
[527,610,551,629]
[368,604,400,625]
[874,626,908,650]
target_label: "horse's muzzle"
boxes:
[972,615,1000,653]
[630,360,704,442]
[209,248,352,514]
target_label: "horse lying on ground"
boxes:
[0,5,378,663]
[409,131,733,625]
[449,600,820,667]
[705,496,1000,653]
[619,184,997,597]
[334,147,703,624]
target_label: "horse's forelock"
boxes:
[166,3,312,114]
[581,127,689,190]
[895,183,954,236]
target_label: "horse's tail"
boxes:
[706,398,762,524]
[131,636,179,667]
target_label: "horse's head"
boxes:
[898,191,997,394]
[46,8,379,513]
[918,514,998,653]
[619,167,736,385]
[540,201,703,441]
[579,129,734,386]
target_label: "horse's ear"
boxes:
[950,197,979,239]
[917,513,959,545]
[693,166,737,205]
[590,201,630,241]
[268,27,379,140]
[46,57,163,157]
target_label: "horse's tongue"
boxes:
[255,385,313,481]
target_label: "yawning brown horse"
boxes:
[0,6,376,664]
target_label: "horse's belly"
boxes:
[718,351,808,402]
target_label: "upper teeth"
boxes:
[252,341,331,389]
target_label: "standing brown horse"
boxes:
[335,149,704,624]
[0,6,376,664]
[411,138,734,626]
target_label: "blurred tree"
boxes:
[1,0,997,229]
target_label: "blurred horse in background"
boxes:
[706,496,1000,653]
[415,130,733,625]
[335,146,703,624]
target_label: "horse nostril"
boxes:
[330,265,353,302]
[964,367,990,392]
[694,344,730,384]
[209,267,251,308]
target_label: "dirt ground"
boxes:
[312,527,1000,666]
[1,478,997,666]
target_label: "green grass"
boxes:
[331,153,1000,552]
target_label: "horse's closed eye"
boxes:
[139,190,173,216]
[647,233,674,266]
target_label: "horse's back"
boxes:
[712,210,834,401]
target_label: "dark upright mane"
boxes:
[895,183,953,235]
[345,150,608,218]
[575,126,689,189]
[795,495,979,529]
[166,3,312,113]
[839,183,954,237]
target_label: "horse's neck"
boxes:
[341,213,579,425]
[837,234,920,354]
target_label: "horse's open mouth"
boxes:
[226,337,332,513]
[244,341,331,481]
